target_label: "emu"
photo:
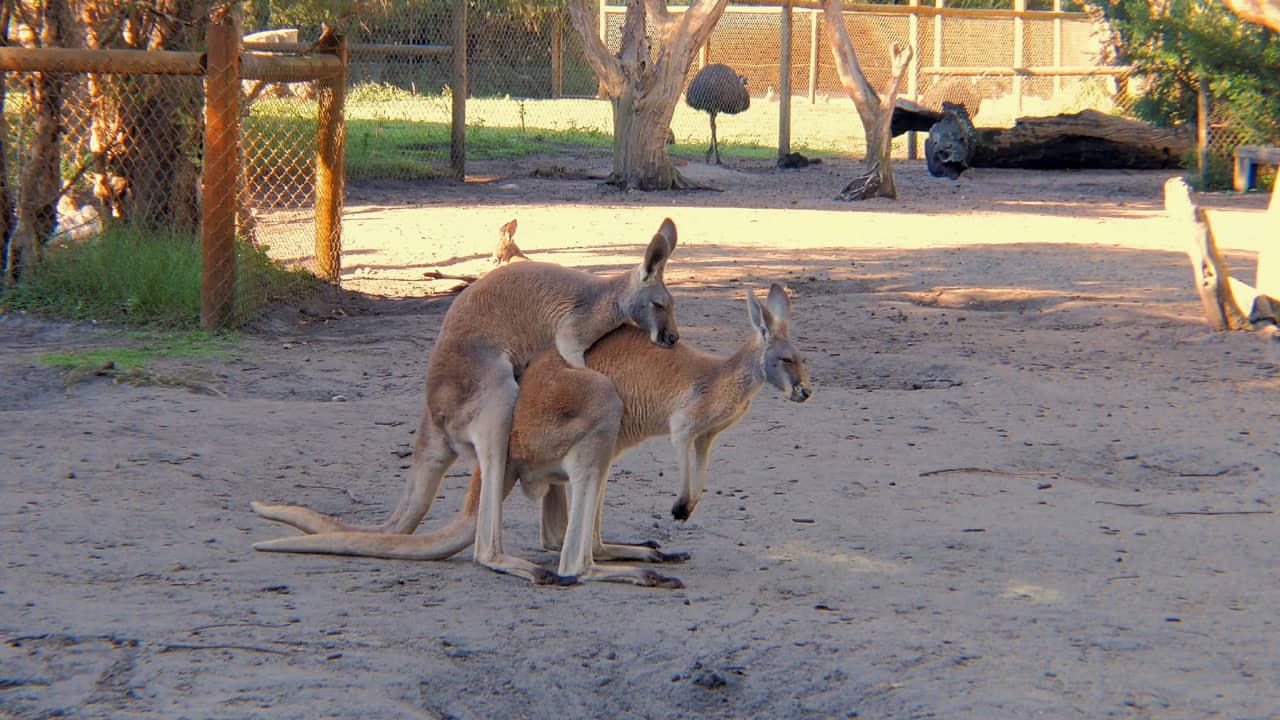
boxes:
[686,64,750,165]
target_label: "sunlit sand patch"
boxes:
[766,541,898,573]
[1000,583,1060,602]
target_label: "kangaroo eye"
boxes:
[781,357,794,365]
[652,301,666,310]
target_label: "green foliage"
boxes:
[1083,0,1280,143]
[250,0,564,39]
[1186,149,1237,190]
[0,226,319,329]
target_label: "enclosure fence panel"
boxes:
[0,37,344,327]
[242,1,1266,188]
[602,2,1121,158]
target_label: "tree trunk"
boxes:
[0,5,16,278]
[109,0,207,234]
[567,0,729,190]
[821,0,912,201]
[80,1,129,221]
[7,0,69,284]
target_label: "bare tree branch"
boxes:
[566,0,624,93]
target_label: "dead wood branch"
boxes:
[1165,177,1277,334]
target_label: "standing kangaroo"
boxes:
[253,219,680,585]
[255,284,810,588]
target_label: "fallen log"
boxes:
[927,108,1193,177]
[890,98,943,137]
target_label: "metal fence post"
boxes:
[315,32,347,283]
[201,11,239,330]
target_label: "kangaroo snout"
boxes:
[790,385,812,403]
[654,327,680,348]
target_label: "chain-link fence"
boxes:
[1,19,341,328]
[3,3,1267,327]
[270,0,1264,185]
[254,1,1132,178]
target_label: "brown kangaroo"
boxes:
[252,219,680,585]
[255,284,809,588]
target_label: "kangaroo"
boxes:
[252,219,680,585]
[255,284,810,587]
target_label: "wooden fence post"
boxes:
[907,0,920,159]
[779,0,792,160]
[1196,76,1211,189]
[202,11,239,329]
[451,0,467,179]
[315,32,346,283]
[552,11,564,99]
[1013,0,1025,116]
[808,9,818,102]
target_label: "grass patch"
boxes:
[0,225,321,329]
[39,332,232,372]
[37,331,235,394]
[247,84,874,182]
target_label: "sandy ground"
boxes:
[3,154,1279,719]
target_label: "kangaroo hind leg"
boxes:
[470,370,566,585]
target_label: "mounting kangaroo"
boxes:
[253,219,679,585]
[255,284,810,588]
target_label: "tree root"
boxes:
[836,171,883,201]
[605,167,722,192]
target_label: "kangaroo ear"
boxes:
[642,219,677,281]
[747,289,773,340]
[765,283,791,333]
[657,217,677,252]
[501,219,517,237]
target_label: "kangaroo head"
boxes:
[748,283,811,403]
[621,218,679,348]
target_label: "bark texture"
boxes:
[1166,177,1279,335]
[7,0,71,283]
[567,0,730,190]
[821,0,912,201]
[927,109,1192,177]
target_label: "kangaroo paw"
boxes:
[531,567,579,586]
[640,570,685,589]
[653,549,692,563]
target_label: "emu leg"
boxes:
[707,113,719,164]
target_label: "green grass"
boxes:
[39,332,232,372]
[35,331,236,392]
[247,83,878,182]
[0,225,321,329]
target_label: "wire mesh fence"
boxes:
[2,2,1271,329]
[256,2,1130,166]
[0,30,339,327]
[244,0,1169,186]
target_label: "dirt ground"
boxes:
[3,153,1279,719]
